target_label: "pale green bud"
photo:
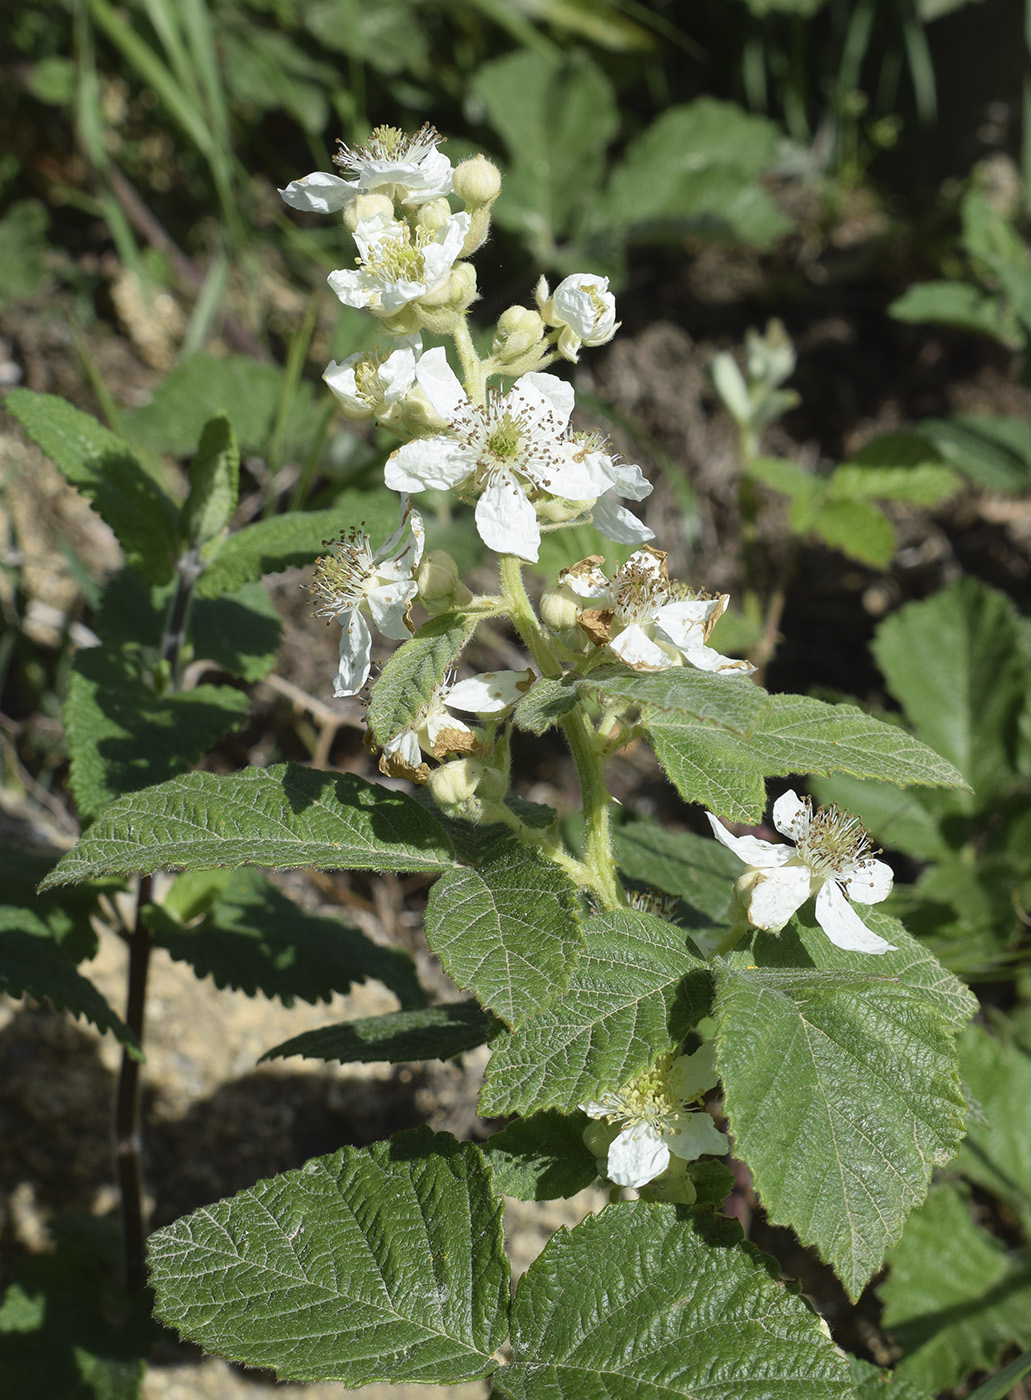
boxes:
[536,495,594,524]
[415,196,454,234]
[446,261,478,310]
[427,758,484,815]
[492,305,546,364]
[583,1120,618,1161]
[476,763,509,804]
[745,318,796,390]
[415,550,473,612]
[342,192,393,233]
[710,351,751,425]
[453,155,502,207]
[541,584,582,634]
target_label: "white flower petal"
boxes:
[516,371,575,428]
[843,858,894,905]
[590,496,655,546]
[747,862,813,930]
[590,454,651,501]
[279,171,354,214]
[386,435,474,493]
[332,611,373,697]
[367,580,416,640]
[413,347,467,419]
[446,670,530,714]
[705,812,792,870]
[606,1123,670,1188]
[652,599,720,650]
[772,790,808,840]
[815,880,896,953]
[559,562,610,601]
[608,622,672,671]
[681,644,755,676]
[475,475,539,561]
[667,1045,719,1100]
[664,1112,730,1164]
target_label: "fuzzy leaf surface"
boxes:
[480,909,709,1116]
[880,1184,1031,1393]
[512,677,578,735]
[645,718,769,821]
[65,651,249,820]
[714,954,968,1298]
[6,388,179,583]
[148,868,422,1009]
[41,765,457,887]
[147,1130,509,1385]
[956,1022,1031,1233]
[497,1202,853,1400]
[180,413,239,552]
[614,816,740,922]
[260,1002,501,1066]
[367,613,474,748]
[425,840,582,1028]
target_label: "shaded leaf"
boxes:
[260,1002,501,1066]
[956,1022,1031,1234]
[148,1129,509,1386]
[483,1110,598,1201]
[367,613,475,748]
[613,815,739,922]
[180,413,239,553]
[6,389,178,584]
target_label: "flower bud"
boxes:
[415,549,473,612]
[491,305,546,364]
[541,584,582,634]
[476,763,509,804]
[342,191,393,233]
[582,1119,618,1162]
[415,196,454,234]
[427,757,484,815]
[453,155,502,207]
[445,261,478,310]
[536,495,594,524]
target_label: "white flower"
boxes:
[385,351,644,561]
[278,123,452,214]
[381,668,532,775]
[556,547,754,675]
[537,274,619,362]
[707,790,896,954]
[581,1045,728,1189]
[309,502,424,698]
[323,336,422,424]
[567,431,653,547]
[327,210,470,316]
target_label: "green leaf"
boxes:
[367,613,475,749]
[512,676,578,735]
[64,650,250,820]
[189,580,283,682]
[179,413,239,553]
[581,664,768,734]
[965,1348,1031,1400]
[613,815,740,922]
[147,868,423,1009]
[0,1222,152,1398]
[889,280,1020,347]
[914,415,1031,490]
[147,1129,509,1385]
[5,389,179,584]
[744,692,968,791]
[472,51,619,249]
[498,1203,853,1400]
[849,1357,931,1400]
[810,497,897,568]
[41,765,457,888]
[124,352,318,458]
[0,846,104,961]
[747,455,818,503]
[880,1183,1031,1393]
[714,955,968,1299]
[483,1110,598,1201]
[480,909,709,1116]
[809,770,956,863]
[956,1022,1031,1233]
[830,452,959,505]
[872,576,1028,800]
[602,100,794,250]
[195,493,399,597]
[425,839,583,1028]
[0,918,139,1052]
[260,1002,501,1066]
[645,717,769,821]
[0,200,50,305]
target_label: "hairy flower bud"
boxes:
[415,549,473,612]
[491,305,546,365]
[427,757,484,814]
[453,155,502,207]
[342,192,394,233]
[415,196,455,234]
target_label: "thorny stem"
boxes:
[115,875,153,1294]
[498,553,625,911]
